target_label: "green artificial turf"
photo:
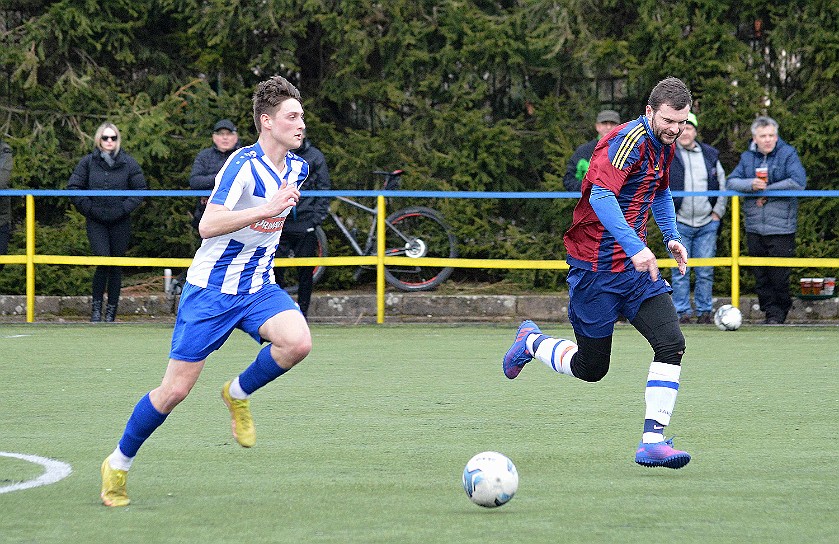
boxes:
[1,323,836,543]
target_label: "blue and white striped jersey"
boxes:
[186,142,309,294]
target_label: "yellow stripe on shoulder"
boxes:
[611,124,646,170]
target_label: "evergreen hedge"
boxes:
[1,0,836,295]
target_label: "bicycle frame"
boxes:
[327,196,378,257]
[327,195,417,258]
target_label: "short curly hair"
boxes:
[252,75,302,133]
[648,76,692,112]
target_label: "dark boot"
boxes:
[91,300,103,322]
[105,303,118,322]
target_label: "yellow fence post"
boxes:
[26,195,35,323]
[731,195,740,308]
[376,195,386,324]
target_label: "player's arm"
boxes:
[589,185,647,257]
[199,183,300,239]
[651,187,688,275]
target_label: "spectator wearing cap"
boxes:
[188,119,241,230]
[669,112,727,324]
[563,109,621,191]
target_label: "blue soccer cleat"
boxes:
[635,437,691,469]
[503,320,541,379]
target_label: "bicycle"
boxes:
[279,170,457,293]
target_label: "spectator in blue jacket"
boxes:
[727,116,807,324]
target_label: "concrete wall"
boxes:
[1,292,837,324]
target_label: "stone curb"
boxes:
[1,292,837,324]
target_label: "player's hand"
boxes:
[631,247,660,281]
[265,182,300,217]
[668,240,688,276]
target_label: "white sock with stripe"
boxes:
[526,334,578,376]
[643,361,681,443]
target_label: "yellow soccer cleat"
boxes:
[221,381,255,448]
[100,457,130,507]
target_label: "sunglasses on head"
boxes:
[101,135,118,142]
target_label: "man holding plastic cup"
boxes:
[727,116,807,324]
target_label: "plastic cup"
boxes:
[800,278,813,295]
[755,167,768,181]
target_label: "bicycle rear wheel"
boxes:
[383,206,457,291]
[277,226,328,295]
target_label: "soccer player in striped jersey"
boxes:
[100,76,311,506]
[503,77,693,469]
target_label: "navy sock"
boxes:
[118,393,168,458]
[643,418,665,435]
[238,344,287,395]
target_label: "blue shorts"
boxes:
[169,282,300,362]
[567,267,673,339]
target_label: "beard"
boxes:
[655,124,681,145]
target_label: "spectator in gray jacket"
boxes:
[727,116,807,324]
[669,112,726,324]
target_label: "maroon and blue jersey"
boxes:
[564,115,677,272]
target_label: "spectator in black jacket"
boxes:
[68,122,147,322]
[277,134,331,318]
[563,109,621,191]
[0,138,12,271]
[189,119,241,229]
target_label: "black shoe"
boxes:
[91,300,103,322]
[696,313,712,324]
[679,314,693,324]
[105,303,118,322]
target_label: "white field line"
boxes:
[0,452,73,494]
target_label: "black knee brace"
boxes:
[570,334,613,382]
[630,293,686,365]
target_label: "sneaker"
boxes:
[221,381,256,448]
[100,457,130,507]
[696,313,712,325]
[678,314,694,324]
[503,320,541,379]
[635,437,691,469]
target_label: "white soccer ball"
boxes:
[714,304,742,331]
[462,451,519,508]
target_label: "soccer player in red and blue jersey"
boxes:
[100,76,312,506]
[504,77,693,469]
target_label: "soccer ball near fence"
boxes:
[714,304,742,331]
[462,451,519,508]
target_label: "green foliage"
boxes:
[1,0,837,294]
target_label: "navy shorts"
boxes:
[169,282,300,362]
[567,267,673,339]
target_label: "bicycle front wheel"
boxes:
[383,206,457,291]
